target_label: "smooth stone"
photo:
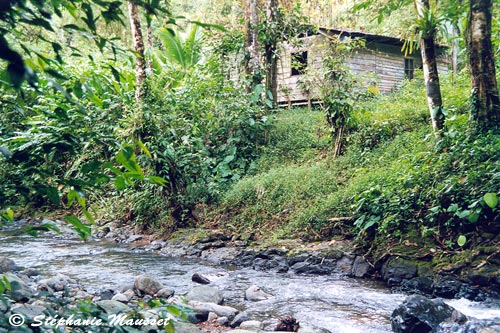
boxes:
[208,312,218,321]
[0,258,18,273]
[230,312,250,328]
[351,256,370,278]
[4,273,32,302]
[96,300,129,314]
[123,289,135,299]
[44,273,76,292]
[134,275,163,296]
[157,287,174,298]
[192,272,211,284]
[245,285,272,302]
[111,293,128,303]
[240,320,263,330]
[11,304,45,319]
[186,286,224,305]
[189,301,238,318]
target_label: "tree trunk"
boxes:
[244,0,260,93]
[415,0,444,134]
[264,0,278,106]
[147,21,153,73]
[467,0,500,128]
[127,0,146,102]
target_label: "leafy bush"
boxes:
[215,70,500,247]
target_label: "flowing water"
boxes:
[1,230,500,332]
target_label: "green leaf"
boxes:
[145,176,167,185]
[45,186,60,205]
[67,189,78,207]
[82,209,95,224]
[137,140,152,158]
[65,215,91,240]
[22,223,61,237]
[467,212,479,223]
[1,208,14,223]
[483,193,498,209]
[114,175,126,190]
[457,235,466,247]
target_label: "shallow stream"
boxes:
[1,231,500,332]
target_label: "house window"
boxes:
[291,51,308,76]
[404,58,414,80]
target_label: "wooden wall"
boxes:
[275,35,451,105]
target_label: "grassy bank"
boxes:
[209,72,500,269]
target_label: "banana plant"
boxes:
[153,24,204,88]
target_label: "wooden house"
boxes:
[275,28,450,106]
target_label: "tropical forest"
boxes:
[1,0,500,332]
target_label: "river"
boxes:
[1,230,500,332]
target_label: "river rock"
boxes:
[123,289,135,300]
[290,262,331,275]
[11,304,45,319]
[439,318,500,332]
[21,268,41,277]
[111,293,129,303]
[397,277,434,296]
[4,273,33,302]
[0,258,18,273]
[188,301,239,318]
[245,285,272,302]
[335,255,355,274]
[172,321,202,333]
[381,257,418,286]
[96,300,129,314]
[186,285,224,305]
[201,247,241,264]
[351,256,370,278]
[390,295,467,333]
[157,287,174,298]
[192,272,211,284]
[230,312,251,327]
[134,275,163,296]
[44,273,76,292]
[240,320,263,330]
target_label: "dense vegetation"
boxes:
[214,72,500,251]
[0,0,499,268]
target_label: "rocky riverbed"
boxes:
[1,218,500,332]
[95,220,500,302]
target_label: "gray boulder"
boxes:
[111,293,129,303]
[157,287,174,298]
[134,275,163,296]
[382,257,418,286]
[0,258,18,273]
[245,285,272,302]
[4,273,32,302]
[351,256,370,278]
[11,304,45,319]
[192,272,211,284]
[186,286,224,305]
[390,295,467,333]
[188,301,239,318]
[96,300,129,314]
[44,273,76,292]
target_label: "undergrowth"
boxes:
[212,71,500,250]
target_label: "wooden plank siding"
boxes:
[275,34,450,105]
